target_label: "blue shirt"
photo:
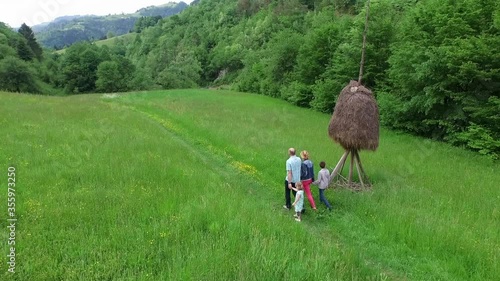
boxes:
[285,155,302,183]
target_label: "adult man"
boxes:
[284,148,302,210]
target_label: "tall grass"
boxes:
[0,90,498,280]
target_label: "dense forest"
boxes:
[0,23,52,94]
[33,2,188,49]
[0,0,499,158]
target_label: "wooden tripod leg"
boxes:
[330,150,349,183]
[354,150,370,185]
[354,150,366,176]
[348,149,354,185]
[339,153,347,176]
[353,149,365,188]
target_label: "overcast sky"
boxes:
[1,0,193,27]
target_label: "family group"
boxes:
[284,148,332,222]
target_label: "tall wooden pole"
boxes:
[358,0,371,84]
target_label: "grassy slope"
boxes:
[94,33,137,47]
[0,90,498,280]
[54,33,136,54]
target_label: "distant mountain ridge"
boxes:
[136,2,188,16]
[33,2,188,49]
[31,16,82,33]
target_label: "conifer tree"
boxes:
[18,23,43,60]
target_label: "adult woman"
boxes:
[300,150,317,211]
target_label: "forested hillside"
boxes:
[0,22,60,94]
[33,1,188,49]
[1,0,499,158]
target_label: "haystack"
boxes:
[328,80,379,151]
[328,80,380,190]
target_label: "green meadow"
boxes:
[0,90,499,280]
[94,33,137,47]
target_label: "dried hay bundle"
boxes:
[328,80,379,151]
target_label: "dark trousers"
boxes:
[319,188,332,209]
[284,180,296,209]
